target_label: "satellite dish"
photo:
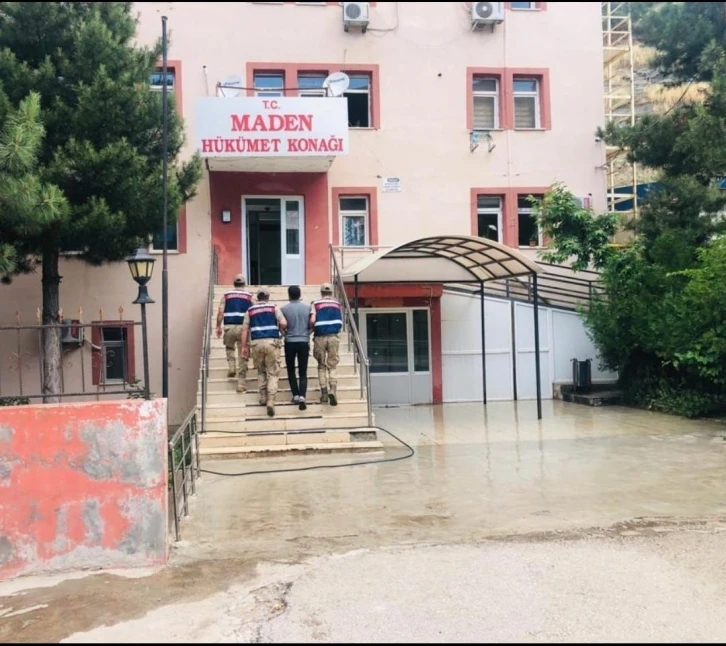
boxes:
[323,72,350,97]
[220,75,243,98]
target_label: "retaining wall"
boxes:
[0,399,168,581]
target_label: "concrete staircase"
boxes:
[197,284,380,458]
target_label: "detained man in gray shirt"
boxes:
[281,285,311,410]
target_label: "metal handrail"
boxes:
[329,245,373,427]
[200,245,218,434]
[168,407,200,542]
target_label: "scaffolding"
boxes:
[602,2,638,218]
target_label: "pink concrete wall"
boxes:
[0,399,168,581]
[0,2,607,421]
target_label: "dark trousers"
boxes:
[285,341,309,399]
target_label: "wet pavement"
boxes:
[175,401,726,564]
[2,401,726,642]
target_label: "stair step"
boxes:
[203,413,373,433]
[208,350,356,365]
[198,375,362,393]
[209,339,353,351]
[206,364,358,379]
[201,400,366,418]
[198,387,363,404]
[199,440,384,459]
[201,429,362,448]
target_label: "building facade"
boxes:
[0,2,607,422]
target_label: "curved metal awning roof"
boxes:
[342,235,542,284]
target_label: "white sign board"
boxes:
[382,176,402,193]
[196,97,349,157]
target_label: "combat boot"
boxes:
[320,388,329,404]
[266,396,275,418]
[328,387,338,407]
[236,381,246,394]
[227,365,237,379]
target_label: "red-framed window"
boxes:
[247,62,381,129]
[467,67,551,131]
[332,187,379,247]
[91,321,136,387]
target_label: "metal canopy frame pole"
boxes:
[533,273,542,420]
[480,281,487,406]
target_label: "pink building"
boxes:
[0,2,608,423]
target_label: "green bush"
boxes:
[0,396,30,406]
[583,238,726,419]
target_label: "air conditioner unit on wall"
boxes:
[61,319,85,346]
[343,2,370,33]
[471,2,505,27]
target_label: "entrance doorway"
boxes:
[360,308,433,406]
[242,197,305,285]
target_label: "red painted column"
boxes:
[430,296,443,404]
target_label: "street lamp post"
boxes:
[161,15,170,402]
[126,249,156,400]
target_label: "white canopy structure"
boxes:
[340,235,545,419]
[342,235,542,284]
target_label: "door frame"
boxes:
[360,307,433,405]
[241,195,306,285]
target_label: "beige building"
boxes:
[0,2,608,423]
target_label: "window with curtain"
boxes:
[477,196,503,242]
[513,78,540,129]
[472,76,499,130]
[340,196,368,247]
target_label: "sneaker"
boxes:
[293,395,300,404]
[298,397,307,411]
[328,391,338,407]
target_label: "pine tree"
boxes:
[0,2,202,399]
[0,92,67,276]
[632,2,726,82]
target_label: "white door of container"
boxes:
[514,301,553,400]
[441,292,514,402]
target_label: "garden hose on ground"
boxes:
[199,425,415,477]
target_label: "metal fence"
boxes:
[168,407,201,541]
[0,307,149,404]
[329,245,374,427]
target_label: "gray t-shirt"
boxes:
[281,301,310,343]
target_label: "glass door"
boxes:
[242,196,305,286]
[362,309,432,406]
[281,197,305,285]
